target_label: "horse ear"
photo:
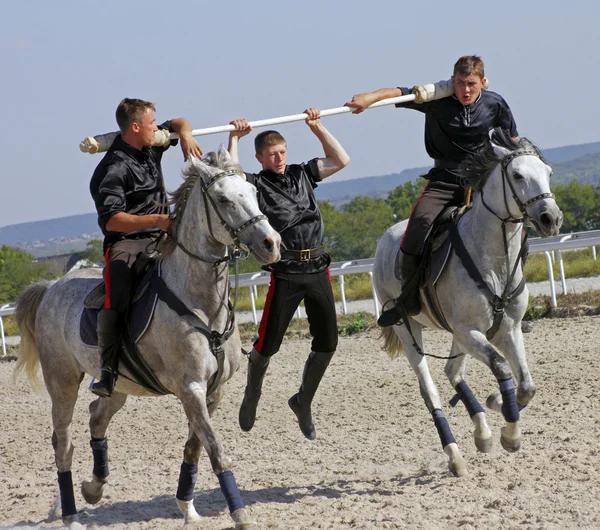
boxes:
[217,144,232,163]
[491,143,510,160]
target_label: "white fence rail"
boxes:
[2,231,600,354]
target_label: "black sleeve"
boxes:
[495,98,519,137]
[244,172,258,186]
[303,158,322,188]
[92,164,127,232]
[394,86,429,114]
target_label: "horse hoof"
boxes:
[475,435,494,453]
[236,524,259,530]
[501,435,521,453]
[486,391,503,413]
[444,443,467,477]
[81,479,105,505]
[63,514,85,529]
[501,425,521,453]
[232,508,258,530]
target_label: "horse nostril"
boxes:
[264,237,274,252]
[540,213,553,228]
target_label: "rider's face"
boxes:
[133,108,158,147]
[256,143,287,175]
[452,73,486,105]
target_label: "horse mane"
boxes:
[458,128,545,191]
[158,150,243,256]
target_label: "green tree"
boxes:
[552,180,600,233]
[0,245,55,304]
[386,179,427,221]
[324,196,395,261]
[80,239,105,265]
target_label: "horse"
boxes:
[373,129,563,477]
[15,147,281,529]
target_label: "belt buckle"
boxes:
[299,249,310,261]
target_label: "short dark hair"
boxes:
[115,98,155,133]
[453,55,485,79]
[254,130,286,154]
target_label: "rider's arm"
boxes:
[344,88,403,114]
[228,119,251,166]
[170,118,203,161]
[305,111,350,180]
[105,212,171,233]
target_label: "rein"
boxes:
[154,168,263,396]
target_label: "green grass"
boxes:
[524,248,600,282]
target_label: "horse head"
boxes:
[461,128,563,237]
[172,146,281,264]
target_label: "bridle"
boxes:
[171,168,267,266]
[481,148,554,225]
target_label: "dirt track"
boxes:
[1,316,599,529]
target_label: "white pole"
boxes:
[80,94,417,154]
[544,251,557,307]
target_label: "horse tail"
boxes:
[380,326,404,360]
[14,282,49,388]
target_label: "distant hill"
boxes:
[2,140,599,254]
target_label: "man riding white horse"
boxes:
[345,55,520,327]
[89,98,202,397]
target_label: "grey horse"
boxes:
[373,130,563,476]
[15,148,281,529]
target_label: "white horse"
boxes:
[15,148,281,529]
[373,130,563,476]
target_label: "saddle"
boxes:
[394,205,468,333]
[80,253,171,395]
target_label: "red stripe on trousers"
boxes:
[103,247,112,309]
[400,182,430,250]
[327,267,332,285]
[254,272,276,354]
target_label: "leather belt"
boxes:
[280,245,325,261]
[434,159,461,170]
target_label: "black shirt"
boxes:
[396,89,518,184]
[245,159,330,273]
[90,122,177,251]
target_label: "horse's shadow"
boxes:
[10,471,442,528]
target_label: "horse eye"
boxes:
[513,171,524,180]
[217,195,231,204]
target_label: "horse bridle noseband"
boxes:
[172,168,267,265]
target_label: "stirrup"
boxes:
[89,369,116,398]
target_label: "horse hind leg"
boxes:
[175,387,223,525]
[45,370,86,528]
[179,384,258,529]
[81,392,127,505]
[395,323,466,477]
[445,348,493,453]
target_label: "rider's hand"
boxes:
[344,93,373,114]
[229,119,252,139]
[180,133,203,162]
[155,214,172,233]
[304,108,321,127]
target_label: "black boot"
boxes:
[377,251,422,328]
[90,309,121,398]
[288,351,334,440]
[238,349,270,432]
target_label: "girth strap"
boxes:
[150,275,232,397]
[450,223,526,340]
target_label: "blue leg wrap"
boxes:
[57,471,77,517]
[90,437,109,479]
[217,471,244,513]
[499,378,520,423]
[455,381,485,418]
[431,408,456,448]
[176,462,198,502]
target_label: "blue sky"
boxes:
[1,0,597,227]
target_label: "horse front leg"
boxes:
[395,323,466,477]
[445,345,493,453]
[176,387,224,524]
[179,383,257,529]
[81,392,127,505]
[455,328,522,453]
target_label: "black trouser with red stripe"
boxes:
[103,238,152,312]
[401,181,465,256]
[254,268,338,357]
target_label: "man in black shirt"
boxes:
[345,55,518,327]
[89,98,202,397]
[228,108,350,439]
